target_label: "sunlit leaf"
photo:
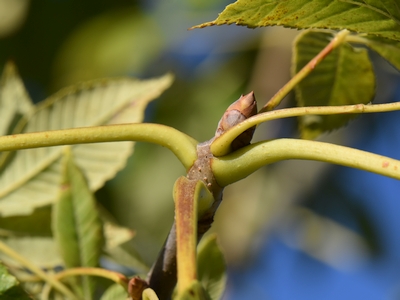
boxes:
[0,62,33,137]
[293,30,375,139]
[0,73,173,216]
[193,0,400,41]
[52,149,103,298]
[100,283,128,300]
[0,262,31,299]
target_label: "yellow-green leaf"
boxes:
[53,149,103,268]
[0,73,173,216]
[52,149,103,298]
[293,30,375,139]
[194,0,400,41]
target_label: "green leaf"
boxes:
[352,36,400,71]
[53,148,103,268]
[0,262,18,293]
[0,73,173,216]
[293,30,375,139]
[52,149,103,298]
[0,262,31,299]
[193,0,400,41]
[0,62,34,136]
[100,283,128,300]
[197,234,226,300]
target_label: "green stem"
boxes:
[0,241,78,300]
[211,101,400,157]
[41,267,129,300]
[260,29,350,113]
[212,138,400,187]
[0,123,198,170]
[55,267,129,290]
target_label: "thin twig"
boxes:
[260,29,350,113]
[211,101,400,157]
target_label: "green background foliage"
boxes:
[0,0,399,299]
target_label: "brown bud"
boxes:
[128,276,149,300]
[215,91,257,151]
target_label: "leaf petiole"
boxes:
[211,101,400,157]
[260,29,350,113]
[0,123,198,170]
[41,267,130,300]
[212,138,400,187]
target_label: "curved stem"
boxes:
[212,138,400,187]
[211,102,400,157]
[42,267,129,299]
[0,241,78,300]
[0,123,198,171]
[55,267,129,289]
